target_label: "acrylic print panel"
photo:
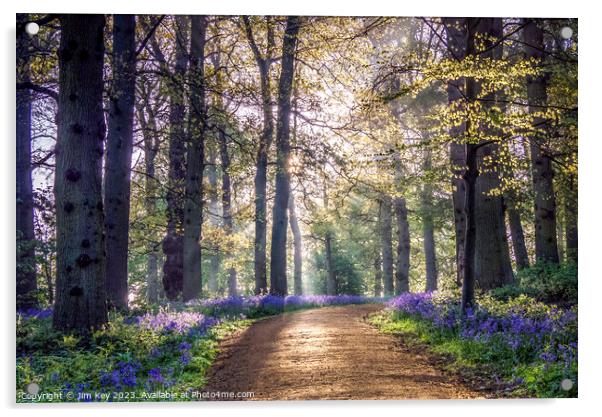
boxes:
[16,14,577,402]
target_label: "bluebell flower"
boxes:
[148,368,164,384]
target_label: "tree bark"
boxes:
[373,255,382,297]
[289,188,303,295]
[459,18,483,313]
[443,18,468,288]
[219,120,237,297]
[16,13,38,310]
[243,16,276,295]
[564,174,578,262]
[322,179,335,296]
[206,142,220,293]
[474,146,515,290]
[557,214,565,262]
[462,140,478,313]
[457,18,515,311]
[506,199,530,270]
[394,197,410,294]
[269,16,301,296]
[379,197,394,296]
[136,96,160,303]
[209,34,237,297]
[474,18,514,291]
[162,16,189,300]
[182,15,207,302]
[492,21,529,274]
[104,15,136,310]
[523,18,560,264]
[421,182,438,291]
[325,231,336,295]
[53,14,108,332]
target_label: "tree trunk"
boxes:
[394,197,410,294]
[443,18,468,288]
[162,16,189,300]
[474,18,514,291]
[491,21,529,274]
[104,15,136,310]
[420,148,438,291]
[253,151,270,294]
[557,214,565,262]
[373,255,382,297]
[423,217,438,291]
[16,13,38,310]
[209,37,237,298]
[421,184,438,291]
[379,197,394,296]
[325,232,336,295]
[53,14,108,332]
[269,16,301,296]
[206,143,220,293]
[243,16,275,295]
[289,188,303,295]
[182,15,207,302]
[523,19,559,264]
[43,260,54,305]
[146,252,159,303]
[462,141,478,313]
[220,122,237,297]
[136,97,160,303]
[506,199,530,270]
[474,146,515,290]
[565,174,578,262]
[460,18,483,313]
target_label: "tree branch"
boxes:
[16,82,58,102]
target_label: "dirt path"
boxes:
[202,304,482,400]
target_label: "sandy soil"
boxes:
[202,304,482,401]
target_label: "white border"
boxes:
[2,1,599,416]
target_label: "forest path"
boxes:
[202,304,482,400]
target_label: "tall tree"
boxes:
[137,18,164,302]
[442,17,468,287]
[458,18,481,313]
[206,142,220,293]
[16,13,38,310]
[493,25,529,272]
[162,16,189,300]
[219,118,237,296]
[373,254,382,297]
[182,15,208,301]
[136,93,161,303]
[393,154,410,294]
[52,14,108,332]
[324,231,337,296]
[104,15,136,310]
[242,16,276,295]
[506,196,530,270]
[289,188,303,295]
[269,16,301,296]
[474,18,514,291]
[210,30,237,297]
[523,19,560,264]
[394,196,410,294]
[454,18,515,310]
[322,178,336,296]
[322,181,336,296]
[421,152,438,291]
[564,174,578,262]
[379,197,394,296]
